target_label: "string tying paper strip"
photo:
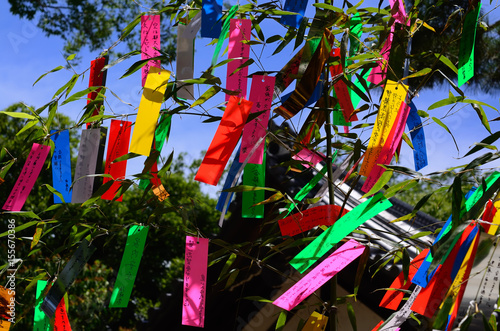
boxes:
[3,143,51,211]
[182,236,209,328]
[141,15,161,87]
[273,239,365,311]
[195,95,253,186]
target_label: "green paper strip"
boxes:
[242,149,266,218]
[350,68,371,110]
[286,155,336,215]
[110,225,149,308]
[348,12,363,62]
[290,192,392,273]
[210,5,239,70]
[458,3,481,87]
[34,280,51,331]
[464,171,500,212]
[139,113,172,190]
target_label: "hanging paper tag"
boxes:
[301,311,328,331]
[195,96,253,186]
[378,286,422,331]
[102,120,132,201]
[0,320,10,330]
[177,24,195,100]
[274,239,364,311]
[362,101,410,193]
[280,0,308,29]
[216,147,243,212]
[71,128,107,203]
[86,56,108,128]
[3,143,50,211]
[360,80,407,176]
[290,193,392,273]
[54,298,72,331]
[367,26,395,85]
[331,48,357,122]
[487,198,500,235]
[182,12,202,39]
[152,184,169,201]
[226,19,251,101]
[274,48,304,98]
[292,148,325,169]
[0,286,14,325]
[41,239,96,318]
[141,15,161,87]
[279,204,348,237]
[240,75,275,164]
[242,149,266,218]
[110,225,149,308]
[406,101,428,171]
[50,130,72,203]
[130,67,170,156]
[34,280,50,331]
[182,236,209,328]
[389,0,409,26]
[458,3,482,87]
[201,0,223,38]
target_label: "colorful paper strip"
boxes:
[3,143,51,211]
[182,236,209,328]
[406,101,428,171]
[54,298,72,331]
[34,280,51,331]
[290,193,392,273]
[242,149,266,218]
[201,0,223,38]
[226,19,251,101]
[216,147,242,212]
[129,67,170,156]
[141,15,161,87]
[176,24,195,100]
[110,225,149,308]
[273,239,365,311]
[280,0,308,29]
[50,130,72,203]
[195,96,253,186]
[279,205,348,237]
[458,3,482,87]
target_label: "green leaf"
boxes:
[434,53,458,74]
[470,103,491,133]
[33,65,65,86]
[223,185,278,193]
[347,302,357,331]
[120,55,166,79]
[361,170,393,198]
[312,3,343,12]
[276,311,287,331]
[432,117,458,151]
[0,220,39,238]
[61,86,101,106]
[294,17,308,50]
[191,86,221,108]
[464,131,500,157]
[0,111,36,120]
[401,68,432,80]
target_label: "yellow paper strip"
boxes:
[487,194,500,235]
[301,311,328,331]
[130,67,171,156]
[360,80,407,176]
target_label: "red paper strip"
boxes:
[240,75,275,164]
[362,101,409,193]
[54,299,72,331]
[226,19,251,101]
[86,56,108,127]
[379,248,429,310]
[141,15,161,87]
[482,200,496,233]
[411,223,476,318]
[102,120,132,201]
[278,205,348,237]
[3,143,51,211]
[330,48,357,122]
[195,96,253,186]
[182,236,209,328]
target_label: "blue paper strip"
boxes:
[216,146,243,212]
[201,0,223,38]
[450,226,478,280]
[406,101,428,171]
[50,130,72,203]
[280,0,308,29]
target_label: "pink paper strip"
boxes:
[292,148,325,168]
[141,15,161,87]
[239,75,275,164]
[362,101,409,193]
[182,236,209,328]
[367,25,394,85]
[3,143,51,211]
[273,239,364,311]
[389,0,409,26]
[226,19,251,101]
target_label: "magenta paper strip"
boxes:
[292,148,325,168]
[239,75,275,164]
[225,19,251,101]
[389,0,409,25]
[367,25,394,85]
[141,15,161,87]
[182,236,209,328]
[362,101,410,193]
[273,239,364,311]
[3,143,50,211]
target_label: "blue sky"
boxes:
[1,0,500,198]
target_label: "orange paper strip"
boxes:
[195,96,253,186]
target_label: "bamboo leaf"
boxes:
[432,117,459,151]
